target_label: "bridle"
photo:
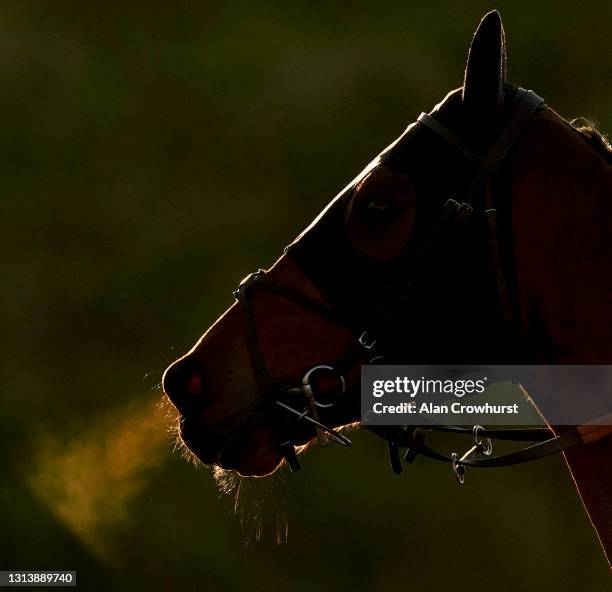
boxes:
[230,88,612,481]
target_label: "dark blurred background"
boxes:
[1,2,610,590]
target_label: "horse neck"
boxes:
[510,108,612,363]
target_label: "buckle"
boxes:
[443,198,461,211]
[359,330,377,350]
[444,198,473,220]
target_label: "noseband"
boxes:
[231,88,611,479]
[233,268,354,469]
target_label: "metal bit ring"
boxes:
[473,425,493,456]
[302,365,346,408]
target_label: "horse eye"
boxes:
[357,195,399,223]
[366,198,390,212]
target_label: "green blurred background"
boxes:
[1,2,610,590]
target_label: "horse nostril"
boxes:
[185,372,202,395]
[162,358,205,408]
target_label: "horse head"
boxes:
[161,11,611,479]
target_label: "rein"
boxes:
[230,88,612,480]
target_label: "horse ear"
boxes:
[462,10,506,117]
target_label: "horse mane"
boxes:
[569,118,612,164]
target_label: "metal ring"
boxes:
[358,331,377,350]
[451,452,465,485]
[302,365,346,408]
[473,425,493,456]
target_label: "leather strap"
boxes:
[480,88,544,171]
[417,88,544,206]
[424,424,552,442]
[417,112,498,173]
[414,430,583,468]
[416,89,544,174]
